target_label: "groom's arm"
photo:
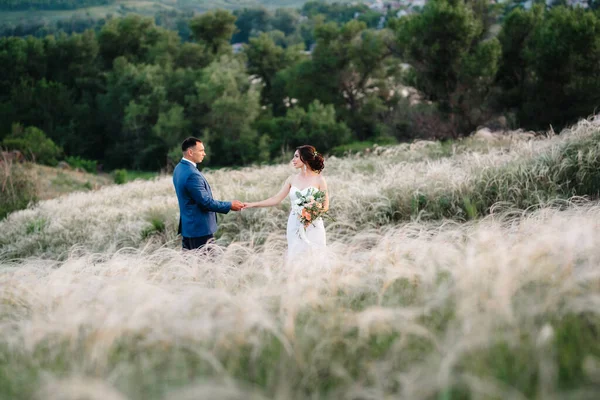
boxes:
[185,173,232,214]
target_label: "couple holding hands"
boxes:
[173,137,329,258]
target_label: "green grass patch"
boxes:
[51,172,95,192]
[124,170,159,181]
[25,218,47,234]
[113,169,159,184]
[141,214,166,240]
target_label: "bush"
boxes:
[1,124,62,166]
[112,169,127,185]
[385,100,457,141]
[65,156,97,173]
[260,101,353,157]
[0,153,37,219]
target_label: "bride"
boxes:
[244,145,329,260]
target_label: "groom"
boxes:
[173,137,244,250]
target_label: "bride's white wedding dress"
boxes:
[286,186,326,260]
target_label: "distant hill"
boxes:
[26,163,114,201]
[0,0,117,11]
[0,0,357,26]
[0,0,350,12]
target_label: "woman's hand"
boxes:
[243,202,256,209]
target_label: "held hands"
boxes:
[231,200,245,211]
[231,201,257,211]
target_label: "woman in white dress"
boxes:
[244,145,329,260]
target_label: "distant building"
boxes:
[568,0,589,8]
[232,43,244,54]
[369,0,386,11]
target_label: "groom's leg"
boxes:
[182,234,214,251]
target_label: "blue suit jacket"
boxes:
[173,160,232,238]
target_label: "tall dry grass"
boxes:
[0,203,599,399]
[1,117,599,259]
[0,153,37,220]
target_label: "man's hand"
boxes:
[231,200,245,211]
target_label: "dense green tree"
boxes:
[257,100,351,156]
[189,10,237,56]
[154,9,195,42]
[0,13,106,38]
[357,9,384,29]
[496,5,600,130]
[97,58,168,169]
[2,124,62,165]
[231,7,271,43]
[302,1,370,25]
[153,105,190,150]
[271,8,300,36]
[245,33,304,115]
[521,6,600,129]
[466,0,502,37]
[187,56,262,166]
[287,20,395,140]
[496,5,542,111]
[0,36,47,89]
[3,79,75,149]
[98,16,180,68]
[393,0,501,135]
[281,100,351,151]
[174,42,212,69]
[44,30,101,91]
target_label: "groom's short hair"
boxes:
[181,137,203,152]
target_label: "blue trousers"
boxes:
[182,234,213,251]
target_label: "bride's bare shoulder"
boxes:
[317,175,328,190]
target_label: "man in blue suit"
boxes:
[173,137,245,250]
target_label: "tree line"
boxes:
[0,0,114,10]
[1,0,599,171]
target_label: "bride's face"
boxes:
[291,151,303,169]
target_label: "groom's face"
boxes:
[189,142,206,164]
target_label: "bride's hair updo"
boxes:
[297,145,325,173]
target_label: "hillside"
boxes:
[0,0,321,11]
[0,1,173,23]
[31,163,114,200]
[1,116,600,399]
[0,158,163,221]
[0,0,353,23]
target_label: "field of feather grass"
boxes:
[1,117,600,399]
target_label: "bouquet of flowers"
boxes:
[292,188,332,230]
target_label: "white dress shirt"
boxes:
[181,157,196,166]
